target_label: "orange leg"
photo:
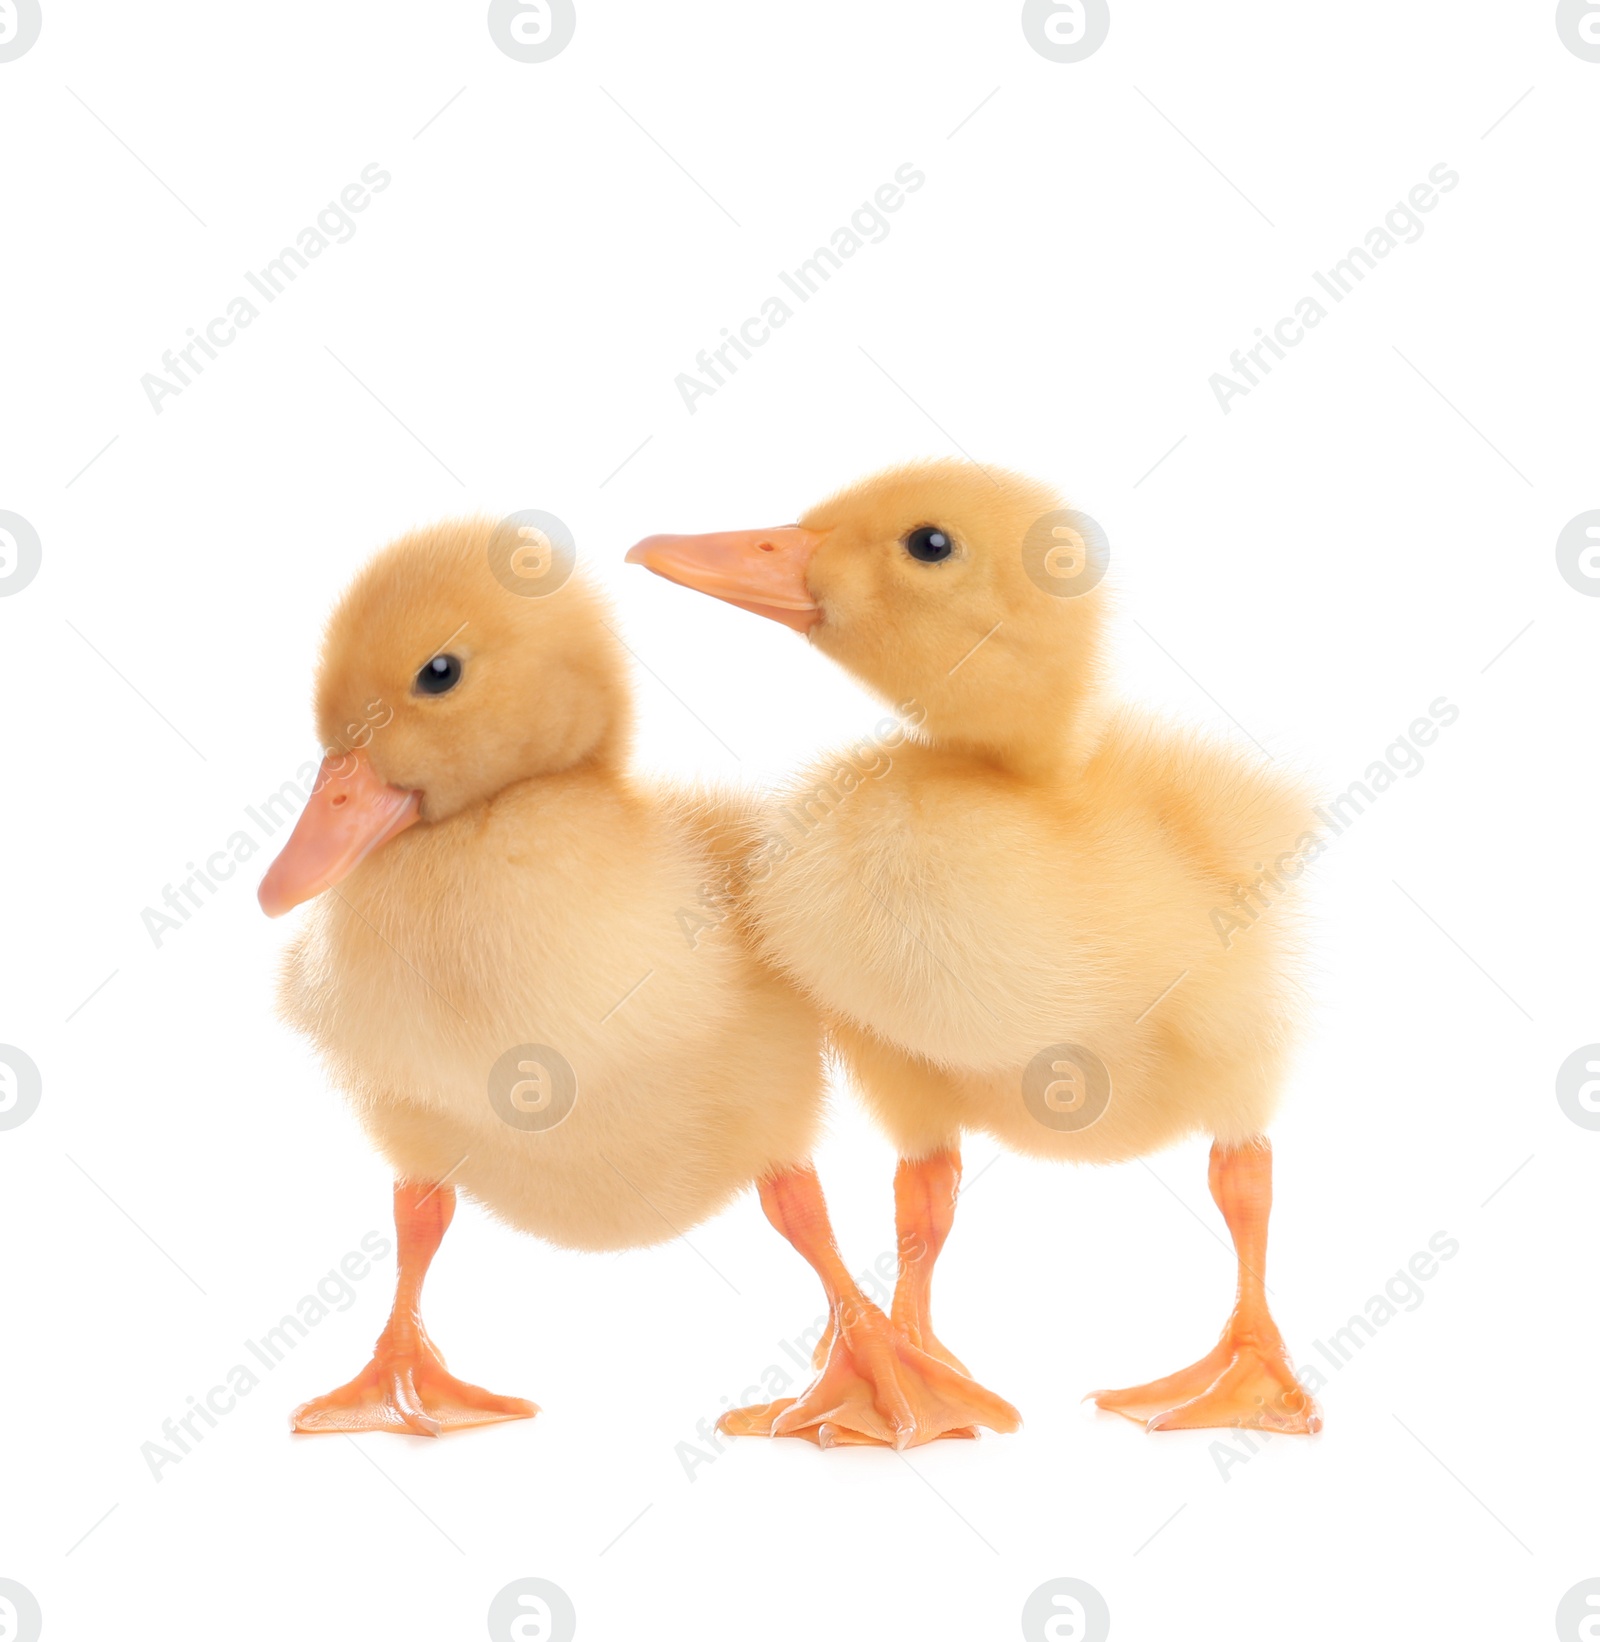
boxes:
[888,1148,1022,1440]
[1090,1139,1321,1434]
[719,1165,1020,1449]
[890,1148,973,1374]
[804,1149,986,1371]
[291,1182,538,1437]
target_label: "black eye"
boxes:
[905,526,953,563]
[415,654,462,695]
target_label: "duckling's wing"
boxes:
[1083,707,1315,888]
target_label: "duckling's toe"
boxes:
[291,1335,538,1437]
[894,1317,973,1380]
[718,1398,807,1440]
[1091,1330,1320,1435]
[719,1304,1018,1449]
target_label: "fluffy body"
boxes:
[741,462,1313,1163]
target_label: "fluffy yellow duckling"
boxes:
[261,517,1016,1446]
[628,462,1323,1436]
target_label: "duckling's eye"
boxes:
[904,526,953,564]
[415,654,462,695]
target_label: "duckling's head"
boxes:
[260,517,628,915]
[628,460,1107,776]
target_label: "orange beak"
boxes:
[625,526,824,632]
[257,752,421,917]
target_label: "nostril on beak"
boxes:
[758,540,776,552]
[331,794,348,808]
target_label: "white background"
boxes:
[2,3,1596,1638]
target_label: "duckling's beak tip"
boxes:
[257,753,421,917]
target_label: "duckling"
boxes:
[261,516,1016,1446]
[628,462,1323,1436]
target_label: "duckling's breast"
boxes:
[746,753,1301,1142]
[276,777,823,1249]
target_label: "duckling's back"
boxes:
[1079,706,1316,895]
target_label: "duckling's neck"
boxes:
[492,747,629,812]
[925,682,1107,788]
